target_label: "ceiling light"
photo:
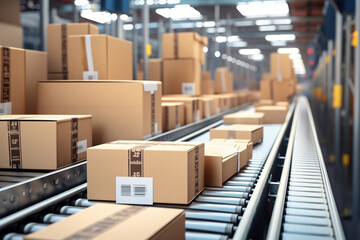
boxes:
[249,54,264,61]
[228,35,241,42]
[273,18,292,25]
[74,0,89,6]
[222,54,227,60]
[256,20,272,26]
[276,25,293,31]
[228,41,248,48]
[227,56,232,62]
[81,10,113,24]
[239,48,261,55]
[123,24,134,30]
[259,25,276,31]
[203,21,216,27]
[215,51,221,58]
[289,53,302,59]
[156,4,202,20]
[167,0,180,3]
[265,34,295,41]
[206,27,226,33]
[234,20,254,26]
[203,47,208,53]
[216,36,227,43]
[277,47,300,54]
[236,1,289,18]
[195,22,203,28]
[271,41,287,46]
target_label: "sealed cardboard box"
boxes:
[253,99,274,108]
[223,112,264,125]
[260,79,273,100]
[272,79,296,102]
[0,0,20,25]
[47,23,99,75]
[0,47,47,114]
[87,141,204,204]
[0,22,23,48]
[68,34,133,80]
[201,79,215,95]
[210,124,263,144]
[215,67,233,94]
[37,81,162,145]
[0,115,92,170]
[201,97,219,118]
[163,59,201,95]
[218,94,232,111]
[139,58,162,82]
[276,101,289,109]
[256,106,288,124]
[270,53,294,80]
[236,91,248,105]
[162,102,185,132]
[204,144,238,187]
[203,95,222,113]
[248,91,261,102]
[162,95,202,124]
[210,138,253,161]
[48,72,68,80]
[25,203,185,240]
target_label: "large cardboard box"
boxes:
[204,144,238,187]
[37,81,162,145]
[163,59,201,96]
[272,79,296,102]
[215,67,233,94]
[0,47,47,114]
[260,80,273,100]
[87,141,204,204]
[270,53,293,80]
[0,115,92,170]
[209,138,252,161]
[210,124,263,144]
[162,95,202,124]
[67,34,133,80]
[138,58,162,82]
[25,203,185,240]
[162,102,185,132]
[0,22,23,48]
[256,106,288,124]
[223,112,264,125]
[47,23,99,75]
[0,0,20,25]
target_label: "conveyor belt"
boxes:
[266,97,345,240]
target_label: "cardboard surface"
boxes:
[253,99,274,108]
[272,79,296,102]
[210,124,263,144]
[162,95,203,124]
[87,141,204,204]
[209,138,253,161]
[0,0,20,25]
[256,106,288,124]
[201,97,218,118]
[260,79,273,100]
[215,67,234,94]
[223,112,264,125]
[161,102,185,132]
[270,53,294,80]
[25,204,185,240]
[138,58,162,82]
[0,22,23,48]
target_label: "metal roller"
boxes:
[185,231,228,240]
[205,186,252,192]
[59,206,85,215]
[195,196,246,206]
[42,213,67,223]
[23,223,48,234]
[188,202,244,214]
[224,181,254,187]
[201,190,249,199]
[73,198,95,207]
[185,211,239,223]
[3,233,26,240]
[185,220,235,235]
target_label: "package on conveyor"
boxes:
[0,115,92,170]
[209,138,253,160]
[253,99,274,108]
[202,95,223,113]
[272,79,296,102]
[201,71,215,95]
[223,112,264,125]
[162,95,203,124]
[37,80,162,145]
[210,124,263,144]
[0,46,47,114]
[66,34,133,80]
[214,67,234,94]
[260,73,273,100]
[247,90,261,102]
[275,101,289,109]
[162,102,185,132]
[236,91,248,105]
[201,97,219,118]
[87,140,204,204]
[47,23,99,79]
[24,203,185,240]
[270,53,294,80]
[255,106,288,124]
[137,58,162,82]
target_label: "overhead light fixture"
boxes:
[195,22,203,28]
[228,41,248,48]
[259,25,276,31]
[156,4,202,20]
[277,47,300,54]
[74,0,89,6]
[203,47,208,53]
[123,24,134,30]
[227,56,233,62]
[256,20,272,26]
[273,18,292,25]
[167,0,180,3]
[234,20,254,26]
[276,25,293,31]
[206,27,226,33]
[81,10,113,24]
[271,41,287,46]
[227,35,241,42]
[215,36,227,43]
[239,48,261,55]
[249,54,264,61]
[236,1,289,18]
[222,54,227,60]
[215,51,221,58]
[265,34,295,41]
[203,21,216,27]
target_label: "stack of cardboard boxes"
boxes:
[0,0,22,48]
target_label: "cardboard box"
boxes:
[87,141,204,204]
[162,95,202,124]
[223,112,264,125]
[236,91,248,105]
[256,106,288,124]
[270,53,294,80]
[0,47,47,114]
[210,124,263,144]
[37,81,162,145]
[248,91,261,102]
[253,99,274,108]
[0,0,20,25]
[138,58,162,82]
[201,97,219,118]
[67,34,133,80]
[275,101,289,109]
[203,95,222,113]
[218,94,233,111]
[260,80,273,100]
[209,138,253,161]
[0,115,92,170]
[215,67,233,94]
[272,79,296,102]
[163,59,201,96]
[0,22,23,48]
[204,144,238,187]
[201,79,214,95]
[47,23,99,75]
[162,102,185,132]
[200,36,208,65]
[25,203,185,240]
[47,72,68,80]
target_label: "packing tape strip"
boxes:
[221,71,226,92]
[85,35,95,72]
[8,120,22,169]
[71,118,79,163]
[1,47,10,103]
[61,24,68,77]
[164,105,169,132]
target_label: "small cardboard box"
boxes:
[218,94,232,111]
[0,115,92,170]
[87,141,204,204]
[260,79,273,100]
[37,81,162,145]
[270,53,294,80]
[215,67,234,94]
[0,22,23,48]
[162,95,202,124]
[162,102,185,132]
[223,112,264,125]
[47,23,99,75]
[210,124,263,144]
[256,106,288,124]
[24,203,185,240]
[0,47,47,114]
[163,59,201,95]
[201,97,219,118]
[236,91,248,105]
[253,99,274,108]
[210,138,253,161]
[204,144,238,187]
[67,34,133,80]
[202,95,222,113]
[272,79,296,102]
[139,58,162,82]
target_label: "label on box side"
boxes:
[8,121,21,169]
[83,71,98,80]
[142,81,158,94]
[182,82,196,95]
[116,177,153,205]
[0,102,12,115]
[71,118,78,163]
[194,146,199,195]
[64,205,144,239]
[77,139,87,154]
[164,106,169,132]
[1,47,11,103]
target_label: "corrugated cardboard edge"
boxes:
[149,211,185,239]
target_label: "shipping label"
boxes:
[116,177,153,205]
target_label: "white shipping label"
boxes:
[83,71,98,80]
[182,83,196,95]
[0,102,12,115]
[77,139,87,154]
[116,177,153,205]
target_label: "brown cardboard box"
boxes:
[48,72,68,80]
[236,91,248,105]
[203,95,222,113]
[201,79,215,95]
[0,0,20,25]
[215,67,233,94]
[201,97,219,118]
[0,115,92,170]
[25,203,185,240]
[209,138,253,161]
[253,99,274,108]
[218,94,233,111]
[275,101,289,109]
[200,36,208,65]
[272,79,296,102]
[67,34,133,80]
[270,53,294,80]
[260,80,273,100]
[248,91,261,102]
[162,95,202,124]
[223,112,264,125]
[162,102,185,132]
[139,58,162,81]
[37,81,162,145]
[0,47,47,114]
[204,144,238,187]
[210,124,263,144]
[163,59,201,95]
[0,22,23,48]
[47,23,99,75]
[87,141,204,204]
[256,106,288,124]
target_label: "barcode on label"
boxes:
[121,184,131,196]
[116,177,153,205]
[134,185,146,196]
